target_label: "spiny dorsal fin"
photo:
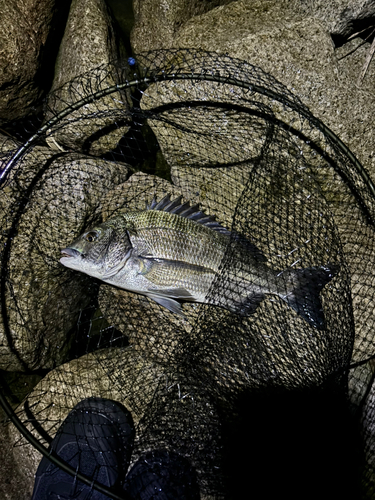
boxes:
[147,194,232,235]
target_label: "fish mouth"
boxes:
[60,247,82,259]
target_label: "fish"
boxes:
[60,195,339,329]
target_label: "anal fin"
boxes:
[147,293,185,318]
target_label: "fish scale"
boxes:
[119,210,228,270]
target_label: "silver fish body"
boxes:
[60,195,338,329]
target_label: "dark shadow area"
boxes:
[106,0,135,56]
[219,386,364,500]
[0,370,45,413]
[332,16,375,48]
[34,1,73,94]
[103,99,172,181]
[0,108,45,142]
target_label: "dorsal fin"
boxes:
[147,194,232,236]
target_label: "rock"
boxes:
[131,0,235,53]
[101,171,176,219]
[0,144,129,370]
[8,348,221,499]
[335,36,375,162]
[332,38,375,371]
[0,422,33,500]
[349,360,374,407]
[98,285,203,366]
[46,0,130,155]
[0,371,43,500]
[0,251,89,372]
[296,0,375,38]
[134,0,374,179]
[171,164,251,231]
[0,0,69,124]
[139,77,267,172]
[174,1,340,126]
[50,0,127,91]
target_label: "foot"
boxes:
[31,397,135,500]
[124,449,200,500]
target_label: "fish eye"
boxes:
[85,231,99,243]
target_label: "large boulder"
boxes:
[132,0,375,178]
[46,0,130,155]
[0,0,69,124]
[0,371,42,500]
[173,2,356,155]
[131,0,235,53]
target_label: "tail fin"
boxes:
[278,264,340,330]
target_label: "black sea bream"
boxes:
[60,195,338,329]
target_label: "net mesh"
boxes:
[1,49,375,498]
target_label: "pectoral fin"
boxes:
[149,295,184,316]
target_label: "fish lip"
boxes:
[60,247,82,259]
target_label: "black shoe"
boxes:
[124,450,200,500]
[32,397,135,500]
